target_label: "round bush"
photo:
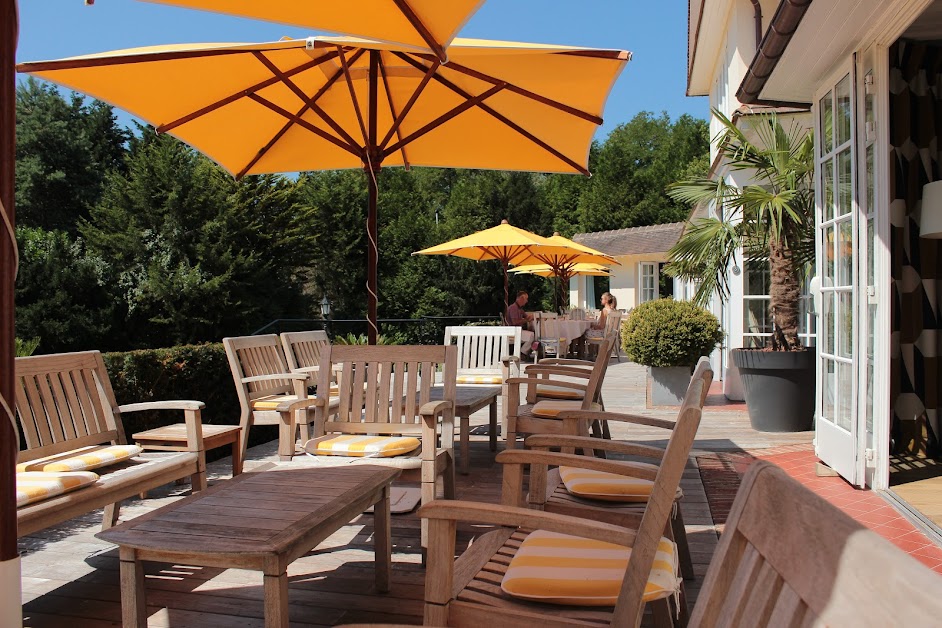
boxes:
[621,299,723,367]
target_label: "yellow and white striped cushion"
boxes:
[310,435,420,457]
[252,394,312,410]
[16,471,99,507]
[531,400,601,418]
[20,445,143,473]
[456,374,503,385]
[560,466,653,502]
[536,385,584,400]
[501,530,680,606]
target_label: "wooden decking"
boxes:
[19,360,813,627]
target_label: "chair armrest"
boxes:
[118,400,205,413]
[420,400,453,419]
[243,373,309,384]
[524,434,667,462]
[554,410,676,431]
[500,355,520,365]
[274,396,320,413]
[419,500,637,548]
[537,358,593,367]
[522,364,592,379]
[496,449,659,481]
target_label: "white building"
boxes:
[690,0,942,535]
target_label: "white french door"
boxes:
[815,64,859,484]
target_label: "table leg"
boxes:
[374,484,392,593]
[460,415,470,475]
[263,571,289,628]
[119,546,147,628]
[230,432,243,476]
[489,399,498,452]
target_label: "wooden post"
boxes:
[1,0,18,565]
[366,50,380,345]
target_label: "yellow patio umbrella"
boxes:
[18,36,629,342]
[413,220,599,313]
[510,261,611,311]
[138,0,484,63]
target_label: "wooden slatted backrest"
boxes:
[604,309,622,337]
[689,461,942,627]
[318,344,457,434]
[14,350,125,462]
[580,334,616,408]
[222,334,293,405]
[443,326,521,374]
[612,375,706,626]
[280,330,330,371]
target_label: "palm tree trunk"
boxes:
[768,239,803,351]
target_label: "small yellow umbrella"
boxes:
[19,36,629,342]
[139,0,484,63]
[414,220,592,313]
[511,262,611,311]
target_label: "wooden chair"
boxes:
[690,460,942,627]
[280,329,331,380]
[504,334,616,448]
[419,378,705,627]
[517,357,714,586]
[305,344,458,548]
[223,334,326,463]
[444,325,522,386]
[587,309,623,361]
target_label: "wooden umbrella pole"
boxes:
[502,258,509,319]
[365,50,380,345]
[0,0,18,566]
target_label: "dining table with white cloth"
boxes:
[541,318,593,356]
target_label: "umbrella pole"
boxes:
[502,259,509,319]
[365,51,380,345]
[0,2,21,625]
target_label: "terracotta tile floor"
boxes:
[697,443,942,574]
[703,380,747,410]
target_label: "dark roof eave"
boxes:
[736,0,814,106]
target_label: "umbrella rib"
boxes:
[383,83,505,158]
[337,45,371,158]
[393,52,590,175]
[423,58,603,125]
[377,53,410,169]
[393,0,448,63]
[16,47,259,73]
[251,51,361,151]
[378,54,441,153]
[158,51,340,135]
[245,92,362,158]
[236,98,314,179]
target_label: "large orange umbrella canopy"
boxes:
[18,36,629,342]
[139,0,484,62]
[510,263,612,278]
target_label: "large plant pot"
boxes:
[732,348,815,432]
[648,366,692,406]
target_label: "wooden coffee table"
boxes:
[97,464,400,628]
[425,385,501,474]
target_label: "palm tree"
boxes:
[666,109,815,351]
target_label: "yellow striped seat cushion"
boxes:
[456,374,503,385]
[560,466,653,502]
[18,445,144,473]
[536,385,584,400]
[501,530,680,606]
[16,471,99,507]
[310,435,420,457]
[252,394,312,410]
[531,400,601,418]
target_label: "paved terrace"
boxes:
[17,360,941,626]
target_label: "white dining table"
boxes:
[543,319,593,356]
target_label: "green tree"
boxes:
[666,110,815,351]
[15,78,129,232]
[82,132,315,347]
[578,112,709,231]
[15,227,119,353]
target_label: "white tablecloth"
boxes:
[538,320,592,356]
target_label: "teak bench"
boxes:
[14,350,208,537]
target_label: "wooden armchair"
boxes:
[304,344,458,548]
[419,378,705,627]
[690,460,942,626]
[223,334,328,463]
[512,357,714,588]
[504,335,615,448]
[280,329,332,382]
[587,309,623,361]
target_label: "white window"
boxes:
[639,263,658,303]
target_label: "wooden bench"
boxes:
[14,350,208,537]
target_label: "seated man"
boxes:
[507,290,540,355]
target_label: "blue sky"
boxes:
[15,1,707,141]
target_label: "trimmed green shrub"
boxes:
[621,299,723,367]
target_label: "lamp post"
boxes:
[320,295,332,337]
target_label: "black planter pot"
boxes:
[731,348,815,432]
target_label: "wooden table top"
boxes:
[97,465,399,557]
[426,385,501,413]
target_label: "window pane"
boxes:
[838,291,853,358]
[824,291,835,355]
[825,225,835,280]
[823,360,835,423]
[836,74,852,145]
[838,148,853,217]
[823,159,834,222]
[745,262,770,295]
[744,299,771,334]
[837,360,853,431]
[820,90,833,154]
[838,220,853,286]
[742,335,770,349]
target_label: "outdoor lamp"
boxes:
[320,295,331,318]
[921,181,942,238]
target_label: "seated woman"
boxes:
[585,292,617,340]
